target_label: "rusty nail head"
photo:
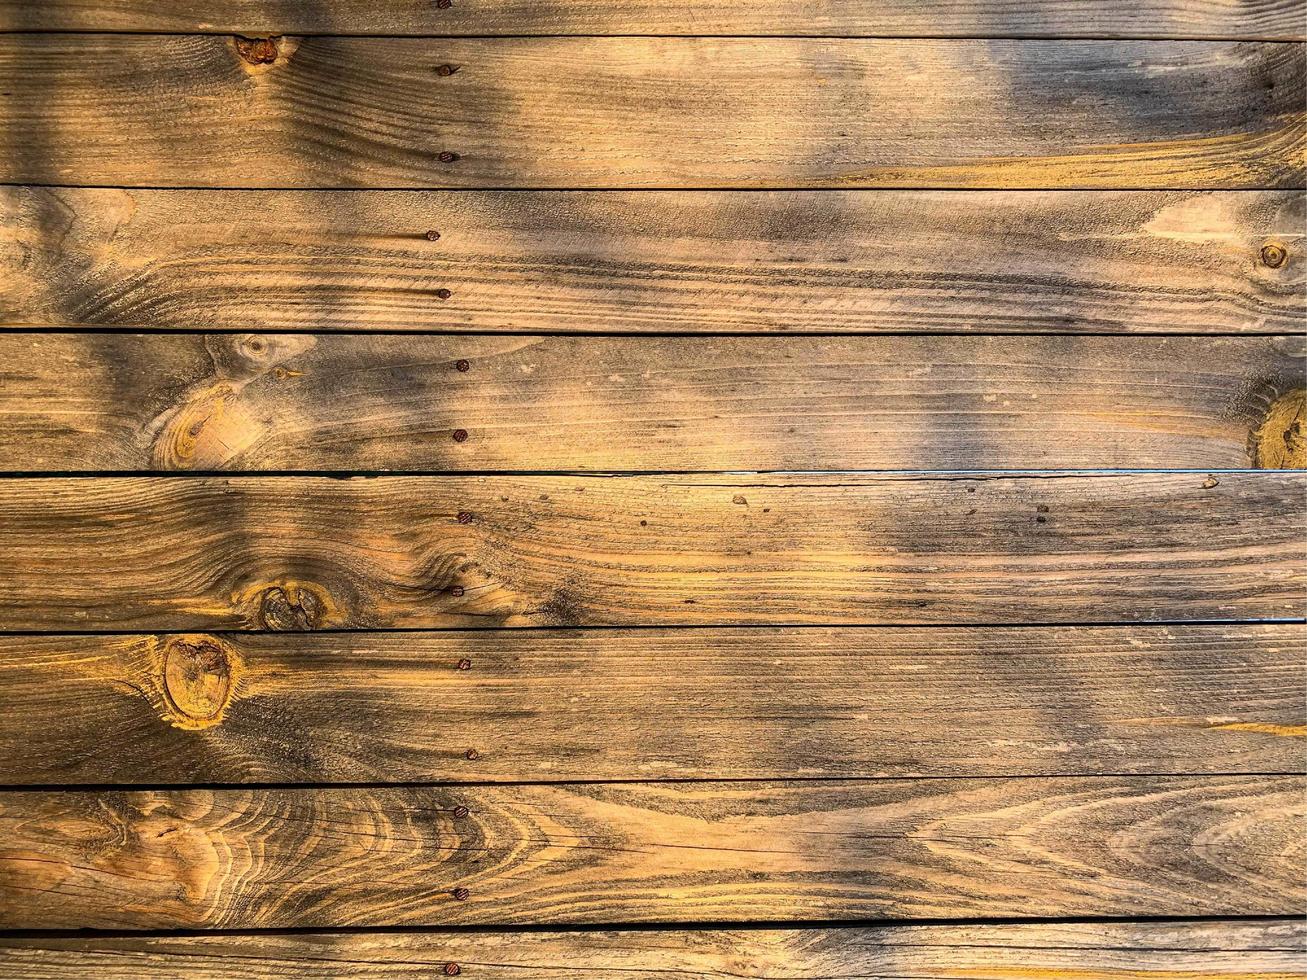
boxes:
[457,511,474,524]
[453,804,470,818]
[451,585,466,597]
[436,64,456,76]
[426,229,441,241]
[464,749,479,761]
[455,359,471,372]
[457,657,473,670]
[436,288,453,300]
[1261,242,1288,268]
[453,428,469,443]
[439,151,459,163]
[444,964,461,977]
[453,886,471,900]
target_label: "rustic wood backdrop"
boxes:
[0,0,1303,976]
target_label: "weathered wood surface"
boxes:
[1,777,1302,928]
[1,920,1302,979]
[3,334,1305,472]
[5,188,1302,334]
[3,625,1302,785]
[0,473,1302,631]
[3,0,1304,39]
[0,37,1301,189]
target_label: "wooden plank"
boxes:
[0,37,1300,189]
[4,334,1306,472]
[2,0,1304,39]
[0,473,1302,631]
[2,920,1303,980]
[6,188,1302,334]
[1,625,1302,785]
[1,776,1302,928]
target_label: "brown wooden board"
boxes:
[1,777,1302,928]
[4,189,1302,334]
[0,625,1301,785]
[1,920,1303,979]
[4,334,1305,473]
[0,473,1302,631]
[0,37,1301,189]
[2,0,1304,39]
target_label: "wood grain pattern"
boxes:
[3,0,1304,39]
[3,334,1305,472]
[1,776,1302,928]
[2,920,1303,979]
[5,188,1302,334]
[0,37,1301,189]
[0,473,1302,631]
[3,625,1302,785]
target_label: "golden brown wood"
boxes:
[2,334,1304,472]
[1,776,1302,928]
[1,920,1302,979]
[5,188,1300,333]
[3,0,1304,38]
[0,473,1301,631]
[4,188,1301,334]
[2,624,1301,785]
[0,37,1301,189]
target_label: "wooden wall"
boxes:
[0,1,1303,976]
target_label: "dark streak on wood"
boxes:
[0,920,1303,979]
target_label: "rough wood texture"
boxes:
[0,473,1302,631]
[0,37,1301,189]
[3,625,1302,785]
[2,0,1304,38]
[3,334,1305,472]
[1,776,1302,928]
[5,188,1302,334]
[1,920,1303,979]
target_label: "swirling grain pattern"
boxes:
[0,777,1302,929]
[0,37,1300,188]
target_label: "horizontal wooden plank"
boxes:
[0,38,1301,189]
[16,625,1307,783]
[5,334,1307,472]
[2,776,1302,928]
[1,625,1301,785]
[3,0,1304,39]
[2,920,1303,980]
[5,188,1303,334]
[0,473,1302,631]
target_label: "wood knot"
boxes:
[160,635,237,729]
[257,582,329,631]
[1253,389,1306,469]
[235,36,280,65]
